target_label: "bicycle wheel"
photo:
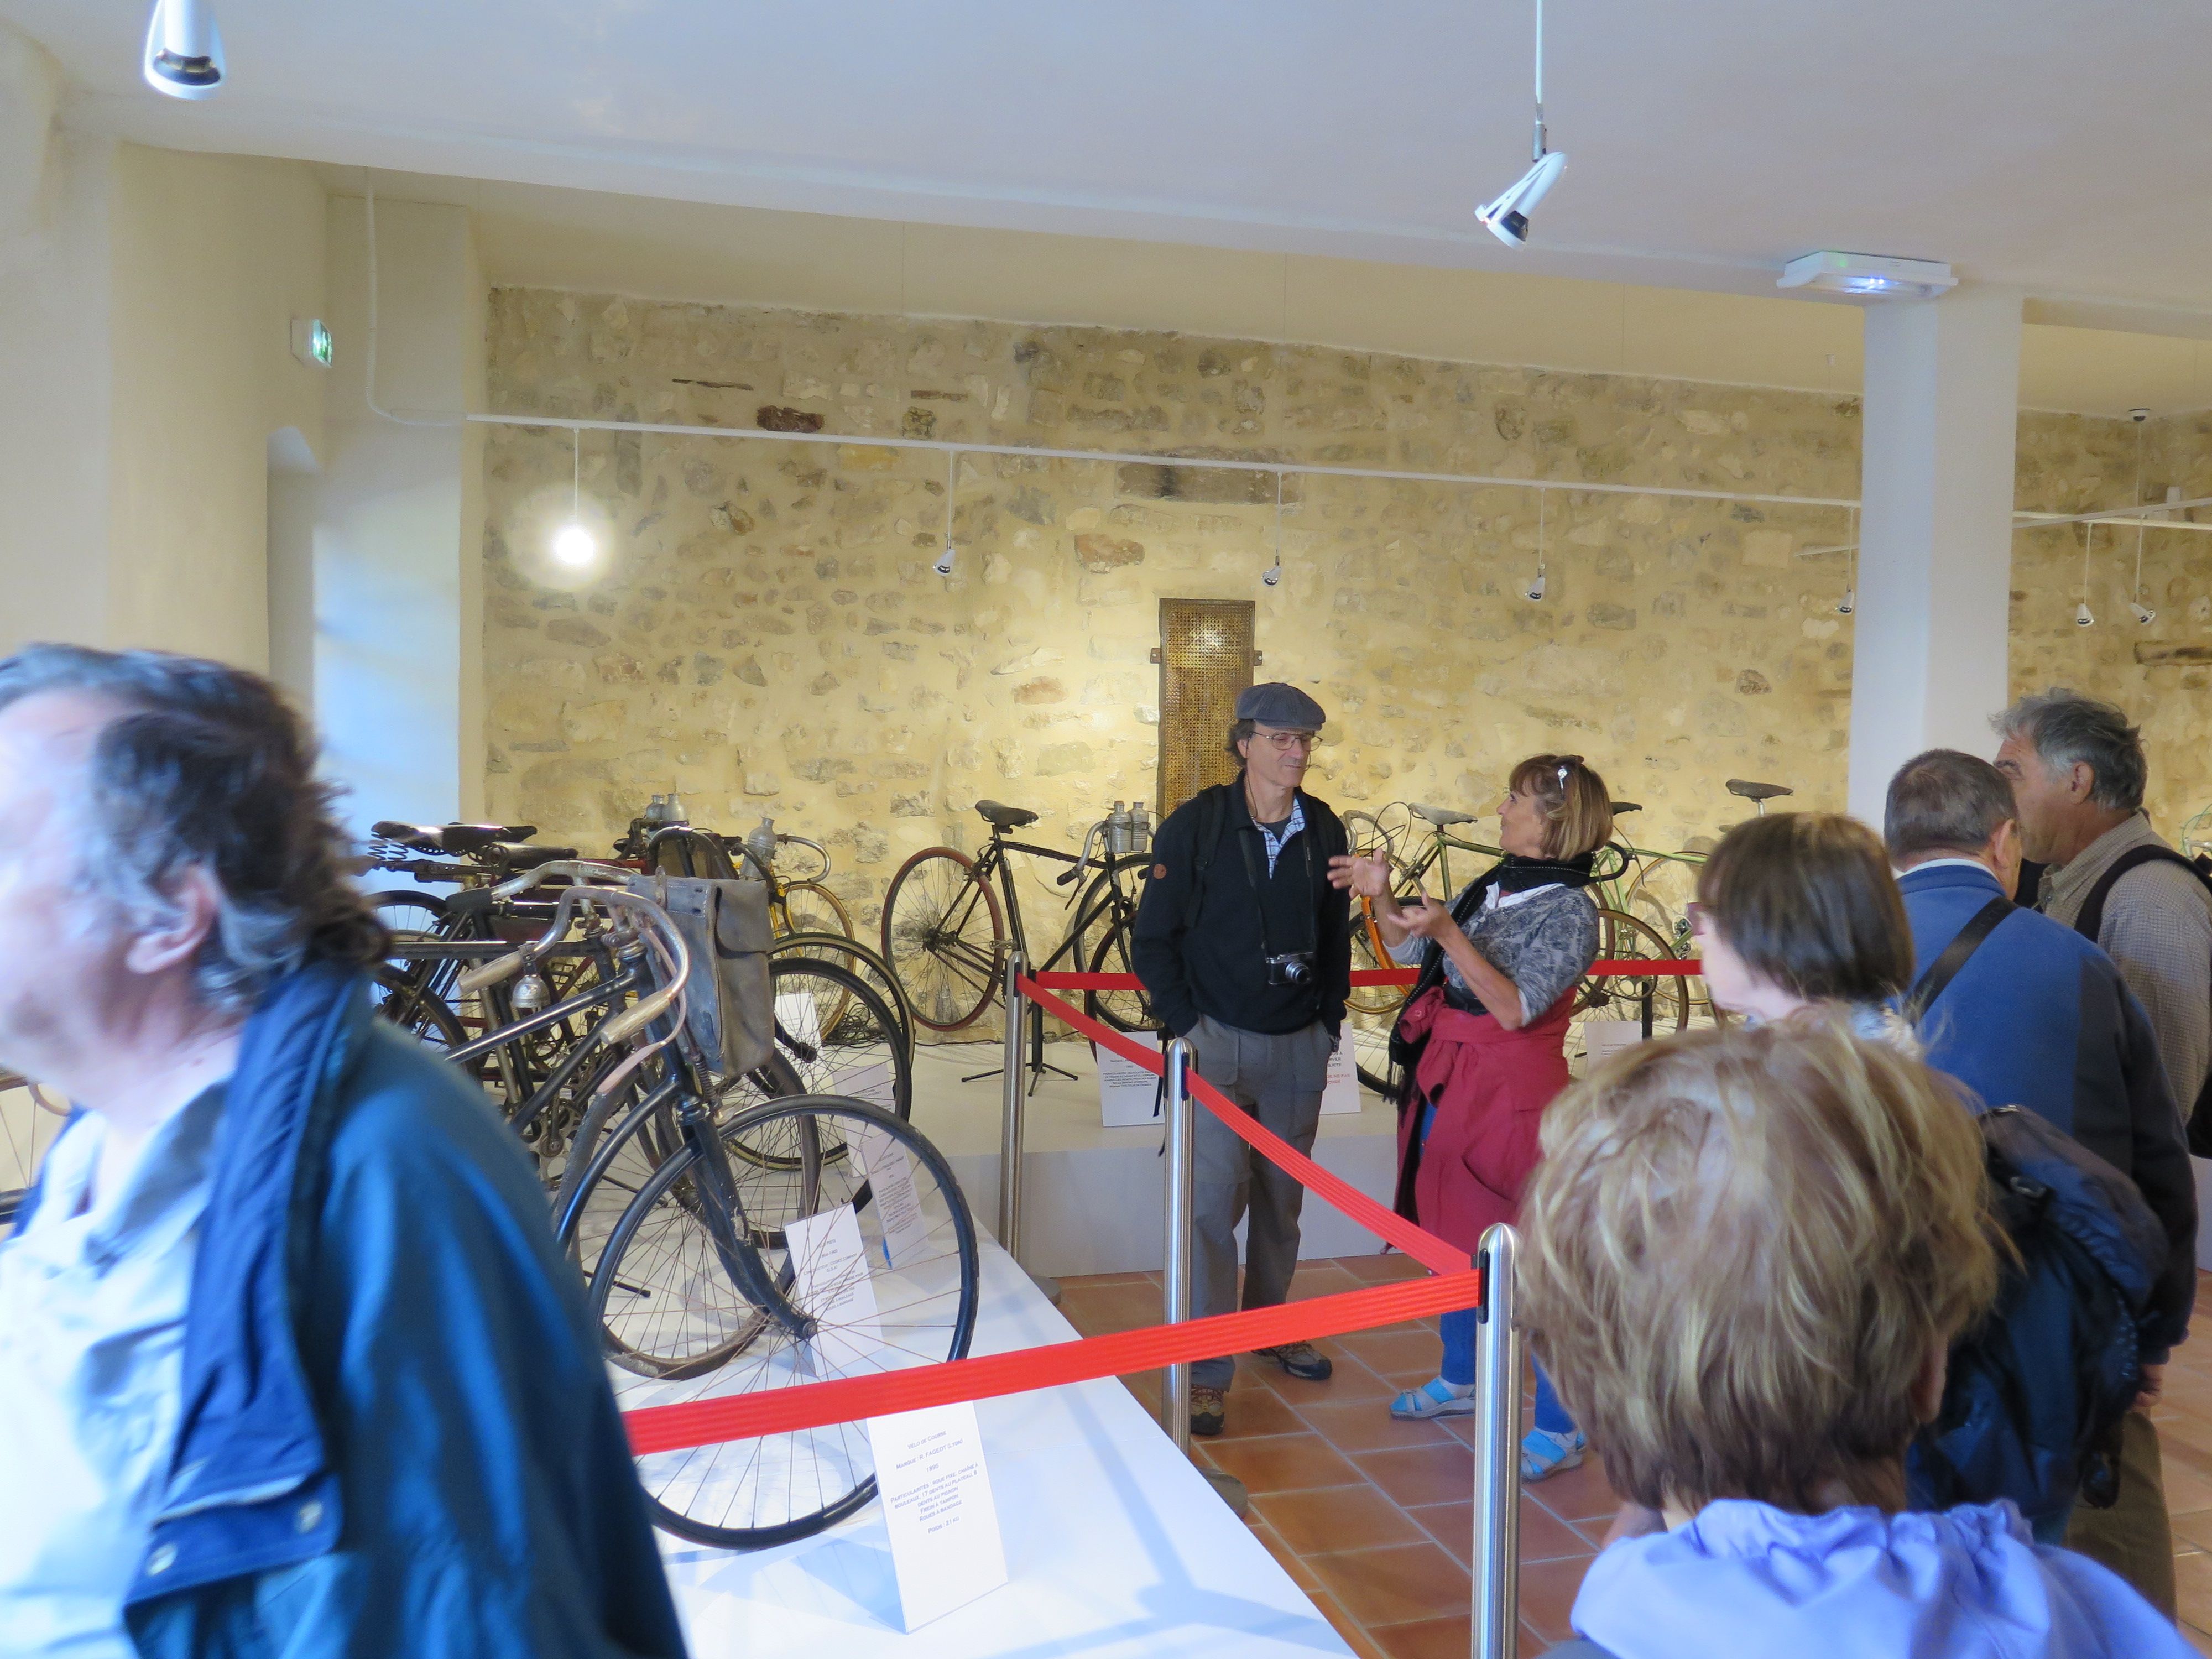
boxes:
[1066,856,1151,976]
[1083,915,1157,1033]
[1350,1012,1401,1099]
[1348,901,1412,1018]
[596,1095,981,1550]
[369,964,467,1056]
[372,886,450,942]
[762,959,911,1123]
[1565,909,1690,1077]
[880,847,1005,1031]
[559,1054,805,1301]
[773,931,916,1059]
[777,879,853,943]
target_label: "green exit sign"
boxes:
[290,317,332,368]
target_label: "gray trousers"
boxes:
[1184,1014,1332,1390]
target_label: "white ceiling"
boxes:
[14,0,2212,324]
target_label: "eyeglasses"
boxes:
[1256,731,1318,752]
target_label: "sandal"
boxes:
[1390,1377,1477,1421]
[1519,1427,1586,1481]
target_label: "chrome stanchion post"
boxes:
[1162,1036,1247,1515]
[996,952,1059,1304]
[1472,1223,1522,1659]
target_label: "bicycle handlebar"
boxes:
[463,863,693,1045]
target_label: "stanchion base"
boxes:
[1201,1467,1249,1517]
[1027,1270,1062,1306]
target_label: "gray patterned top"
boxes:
[1391,881,1600,1023]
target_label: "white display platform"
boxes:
[912,1039,1401,1277]
[662,1241,1353,1658]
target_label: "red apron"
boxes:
[1391,985,1575,1258]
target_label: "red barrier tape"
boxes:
[624,1267,1483,1453]
[1031,960,1702,993]
[1019,975,1467,1275]
[616,966,1489,1457]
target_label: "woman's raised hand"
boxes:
[1394,893,1454,939]
[1326,850,1395,899]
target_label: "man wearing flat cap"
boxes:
[1133,682,1352,1437]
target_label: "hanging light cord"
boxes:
[2133,419,2148,603]
[2081,521,2095,603]
[1537,487,1547,580]
[571,429,582,522]
[1532,0,1547,160]
[943,450,956,548]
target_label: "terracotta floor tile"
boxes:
[1213,1385,1309,1440]
[2167,1452,2212,1517]
[1290,1260,1368,1299]
[1343,1251,1431,1283]
[1295,1396,1469,1455]
[1254,1483,1427,1554]
[1515,1554,1595,1643]
[2177,1509,2212,1555]
[1404,1495,1593,1568]
[1305,1589,1390,1659]
[2177,1552,2212,1637]
[1337,1327,1448,1383]
[1250,1352,1401,1405]
[1202,1431,1365,1494]
[1525,1454,1620,1525]
[1370,1612,1474,1659]
[1058,1270,1157,1288]
[1354,1442,1477,1510]
[1306,1539,1473,1626]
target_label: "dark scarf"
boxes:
[1389,851,1596,1060]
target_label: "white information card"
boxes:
[1580,1018,1647,1072]
[781,1202,880,1374]
[852,1123,932,1269]
[865,1400,1009,1630]
[1095,1031,1165,1128]
[1319,1034,1362,1116]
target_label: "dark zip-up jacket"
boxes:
[1901,862,2197,1360]
[1131,779,1351,1040]
[18,961,686,1658]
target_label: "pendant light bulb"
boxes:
[2131,599,2157,626]
[2075,599,2095,628]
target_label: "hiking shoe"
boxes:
[1254,1341,1334,1381]
[1520,1427,1587,1481]
[1390,1377,1478,1420]
[1191,1385,1228,1438]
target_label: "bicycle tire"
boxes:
[880,846,1005,1031]
[1565,908,1690,1077]
[371,887,451,941]
[757,958,911,1125]
[1066,854,1151,979]
[1083,914,1157,1034]
[369,964,468,1056]
[596,1094,981,1550]
[776,878,853,945]
[773,931,916,1060]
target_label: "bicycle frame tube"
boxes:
[448,962,645,1068]
[677,1097,815,1340]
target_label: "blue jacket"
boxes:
[20,962,686,1658]
[1899,862,2197,1359]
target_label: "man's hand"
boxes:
[1326,850,1395,899]
[2138,1362,2166,1411]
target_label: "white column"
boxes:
[312,195,486,837]
[1845,284,2023,825]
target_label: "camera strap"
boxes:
[1235,808,1318,963]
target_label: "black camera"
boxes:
[1265,951,1316,987]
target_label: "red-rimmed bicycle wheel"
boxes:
[879,847,1006,1031]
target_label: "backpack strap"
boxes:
[2070,843,2212,943]
[1904,895,2012,1027]
[1182,783,1232,932]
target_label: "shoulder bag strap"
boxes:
[1905,895,2013,1027]
[2072,843,2208,943]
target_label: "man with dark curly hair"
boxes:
[0,645,684,1659]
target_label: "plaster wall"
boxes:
[481,291,2212,933]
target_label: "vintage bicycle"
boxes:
[880,799,1156,1038]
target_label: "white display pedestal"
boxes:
[661,1241,1353,1657]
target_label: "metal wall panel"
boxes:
[1156,598,1256,818]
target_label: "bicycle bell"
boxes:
[512,970,551,1013]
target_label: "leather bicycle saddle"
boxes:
[975,799,1040,830]
[1609,801,1642,815]
[496,843,578,870]
[371,821,539,854]
[1411,802,1477,827]
[1724,779,1794,803]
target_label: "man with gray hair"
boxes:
[0,646,683,1658]
[1992,688,2212,1615]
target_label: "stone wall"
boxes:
[480,289,2212,933]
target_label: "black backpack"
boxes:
[2067,843,2212,1154]
[1902,898,2169,1524]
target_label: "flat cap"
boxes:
[1236,681,1326,730]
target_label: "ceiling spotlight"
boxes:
[1778,251,1956,300]
[2075,600,2095,628]
[1476,0,1566,248]
[143,0,225,100]
[1836,588,1855,617]
[2131,599,2157,625]
[551,523,596,567]
[933,536,957,577]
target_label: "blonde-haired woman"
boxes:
[1329,753,1611,1472]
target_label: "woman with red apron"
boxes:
[1330,754,1613,1480]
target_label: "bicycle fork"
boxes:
[680,1096,818,1343]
